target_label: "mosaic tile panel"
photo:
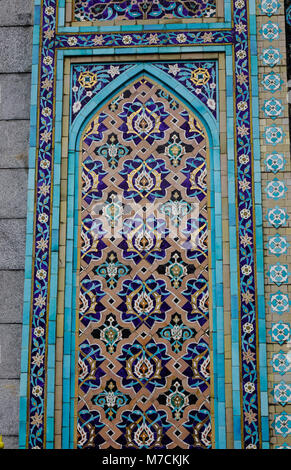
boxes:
[77,78,211,449]
[19,0,274,450]
[74,0,217,22]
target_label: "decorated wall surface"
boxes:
[17,0,291,449]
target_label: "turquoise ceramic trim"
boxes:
[62,60,226,448]
[249,0,269,448]
[44,49,65,448]
[19,0,42,450]
[224,44,241,449]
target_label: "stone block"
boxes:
[0,271,24,323]
[0,120,29,168]
[3,436,19,450]
[1,436,18,449]
[0,325,22,379]
[0,74,31,120]
[0,0,33,26]
[0,27,32,73]
[0,169,28,218]
[0,380,20,435]
[0,219,26,270]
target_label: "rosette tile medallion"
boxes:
[78,78,211,448]
[74,0,217,21]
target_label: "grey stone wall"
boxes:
[0,0,33,449]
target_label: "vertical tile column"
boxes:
[257,0,291,449]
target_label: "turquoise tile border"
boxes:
[19,0,42,450]
[224,44,242,448]
[59,54,227,448]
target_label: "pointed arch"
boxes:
[63,66,226,449]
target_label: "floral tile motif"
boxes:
[267,263,290,286]
[74,0,217,22]
[270,351,291,375]
[272,381,291,406]
[264,152,286,173]
[262,98,284,120]
[262,72,284,93]
[153,62,217,118]
[272,412,291,438]
[269,291,291,314]
[77,78,211,449]
[259,0,281,16]
[265,179,288,199]
[72,61,218,123]
[56,29,234,49]
[259,20,282,41]
[263,126,286,146]
[269,322,291,344]
[266,206,289,228]
[71,64,135,122]
[260,46,283,66]
[266,234,289,257]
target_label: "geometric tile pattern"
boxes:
[270,351,291,375]
[266,234,289,257]
[272,412,291,437]
[259,0,281,16]
[264,152,286,173]
[272,382,291,406]
[266,206,289,228]
[268,292,291,314]
[267,263,290,286]
[78,78,211,448]
[259,21,282,41]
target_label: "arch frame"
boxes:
[62,62,226,449]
